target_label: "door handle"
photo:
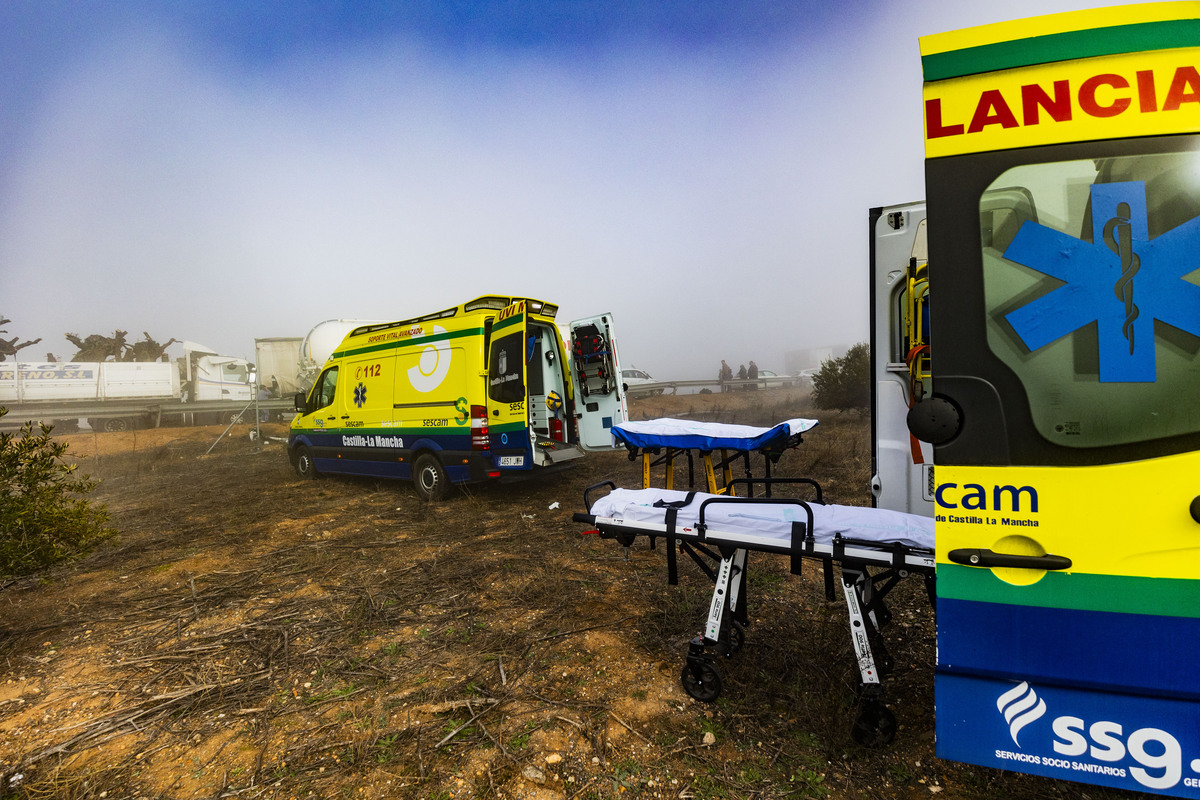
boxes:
[948,548,1072,571]
[341,415,350,419]
[326,416,336,421]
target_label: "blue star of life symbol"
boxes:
[354,382,367,408]
[1003,181,1200,382]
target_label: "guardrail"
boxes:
[0,397,299,431]
[624,375,808,397]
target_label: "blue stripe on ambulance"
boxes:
[296,430,478,483]
[939,598,1200,699]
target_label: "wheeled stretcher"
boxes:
[610,417,819,494]
[574,419,936,745]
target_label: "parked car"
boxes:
[621,368,661,395]
[756,369,795,388]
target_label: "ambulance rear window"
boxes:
[982,150,1200,451]
[488,331,525,404]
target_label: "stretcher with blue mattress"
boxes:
[610,417,819,494]
[574,419,936,745]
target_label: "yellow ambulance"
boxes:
[288,296,627,499]
[895,3,1200,796]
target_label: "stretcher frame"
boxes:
[576,419,936,745]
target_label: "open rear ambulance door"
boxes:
[486,301,534,471]
[918,16,1200,789]
[567,313,628,451]
[869,202,934,517]
[929,147,1200,798]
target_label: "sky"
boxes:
[0,0,1106,381]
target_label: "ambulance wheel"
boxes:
[850,701,896,747]
[100,417,134,433]
[680,660,721,703]
[293,445,320,480]
[413,453,447,501]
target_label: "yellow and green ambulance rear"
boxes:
[288,296,626,500]
[922,3,1200,795]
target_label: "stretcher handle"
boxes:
[696,496,815,533]
[948,548,1071,571]
[582,480,618,513]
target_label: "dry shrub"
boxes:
[0,412,114,578]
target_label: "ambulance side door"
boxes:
[486,302,533,468]
[334,353,394,476]
[568,313,628,451]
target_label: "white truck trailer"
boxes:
[0,342,256,432]
[254,337,304,397]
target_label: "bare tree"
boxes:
[124,332,179,362]
[0,316,43,362]
[65,330,128,362]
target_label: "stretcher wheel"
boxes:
[725,624,745,656]
[681,660,721,702]
[850,701,896,747]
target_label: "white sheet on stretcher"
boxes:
[590,488,933,550]
[612,418,818,452]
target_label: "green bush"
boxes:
[0,408,113,578]
[811,342,870,411]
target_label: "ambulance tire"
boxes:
[293,445,320,480]
[412,453,447,501]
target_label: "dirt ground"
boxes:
[0,390,1143,799]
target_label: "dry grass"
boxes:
[0,393,1139,799]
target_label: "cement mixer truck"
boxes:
[296,319,387,392]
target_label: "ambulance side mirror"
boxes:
[294,392,308,413]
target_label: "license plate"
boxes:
[499,456,524,467]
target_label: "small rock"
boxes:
[702,732,716,746]
[546,753,563,764]
[522,766,546,784]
